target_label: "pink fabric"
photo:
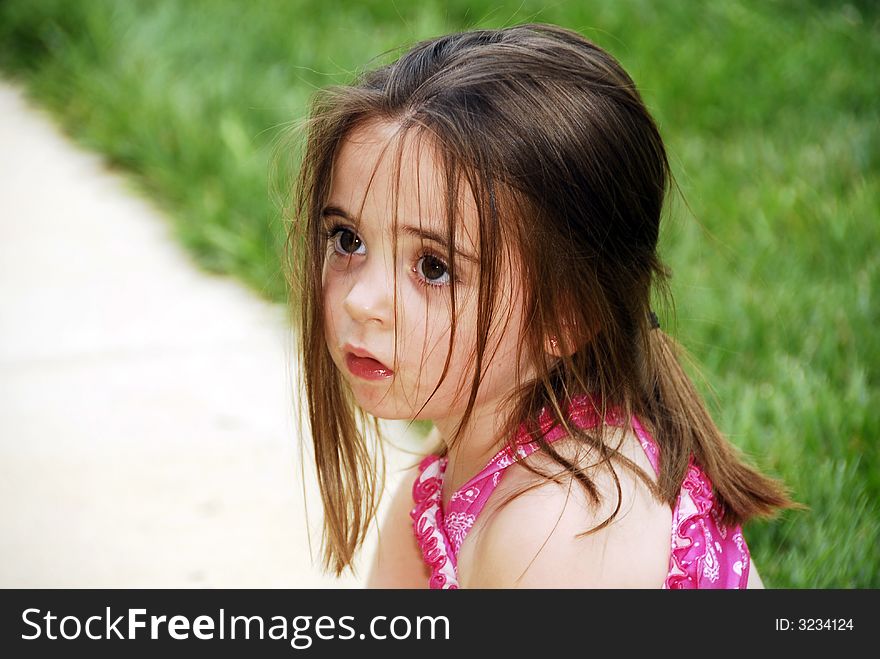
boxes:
[410,394,751,589]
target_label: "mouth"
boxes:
[343,345,394,381]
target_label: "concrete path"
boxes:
[0,81,420,587]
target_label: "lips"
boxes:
[342,345,393,381]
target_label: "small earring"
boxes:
[550,337,559,349]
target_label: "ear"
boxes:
[544,332,579,358]
[544,318,598,358]
[544,335,566,359]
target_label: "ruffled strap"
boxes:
[664,458,750,588]
[410,455,459,589]
[625,415,751,588]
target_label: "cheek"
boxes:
[397,285,444,336]
[473,295,533,393]
[420,301,478,383]
[394,292,455,373]
[321,274,344,337]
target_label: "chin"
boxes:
[346,385,405,419]
[347,386,432,422]
[353,402,415,422]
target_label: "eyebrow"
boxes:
[321,204,478,263]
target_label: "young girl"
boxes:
[288,22,797,588]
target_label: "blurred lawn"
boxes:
[1,0,877,587]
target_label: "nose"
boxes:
[342,256,394,326]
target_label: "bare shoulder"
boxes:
[458,426,672,588]
[366,461,430,588]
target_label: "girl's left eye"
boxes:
[415,254,451,286]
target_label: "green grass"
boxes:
[1,0,877,587]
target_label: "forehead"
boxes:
[328,119,479,243]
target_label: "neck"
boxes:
[432,399,514,495]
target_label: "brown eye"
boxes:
[416,255,450,285]
[332,228,365,255]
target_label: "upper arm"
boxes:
[366,464,430,588]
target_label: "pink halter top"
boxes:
[410,395,751,589]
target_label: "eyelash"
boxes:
[323,224,455,290]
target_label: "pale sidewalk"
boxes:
[0,81,419,587]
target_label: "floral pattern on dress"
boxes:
[445,512,476,555]
[451,485,480,504]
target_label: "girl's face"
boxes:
[321,120,534,429]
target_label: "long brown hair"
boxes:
[286,22,799,576]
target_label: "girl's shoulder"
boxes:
[456,425,673,588]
